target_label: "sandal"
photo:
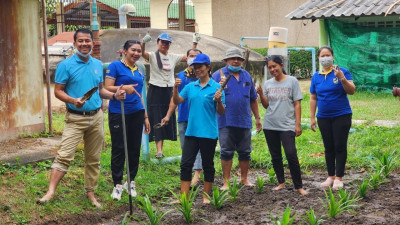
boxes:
[155,153,165,158]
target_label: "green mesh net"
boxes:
[326,19,400,91]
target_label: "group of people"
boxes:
[37,28,356,207]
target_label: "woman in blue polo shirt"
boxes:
[172,53,225,204]
[105,40,151,200]
[310,46,356,190]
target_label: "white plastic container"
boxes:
[268,27,288,43]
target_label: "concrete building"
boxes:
[150,0,319,48]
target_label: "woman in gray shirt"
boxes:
[256,55,308,196]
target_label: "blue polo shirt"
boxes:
[106,61,145,114]
[55,54,103,111]
[310,67,353,118]
[179,79,225,139]
[212,66,257,129]
[177,70,197,122]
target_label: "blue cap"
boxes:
[191,53,211,65]
[157,33,173,43]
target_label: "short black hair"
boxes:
[266,55,287,74]
[318,46,334,57]
[123,40,141,50]
[186,48,202,56]
[73,28,93,42]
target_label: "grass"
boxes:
[2,87,400,223]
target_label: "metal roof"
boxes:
[286,0,400,20]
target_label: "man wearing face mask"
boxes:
[161,48,203,185]
[212,47,262,190]
[141,32,200,158]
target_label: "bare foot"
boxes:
[202,197,210,204]
[191,176,200,186]
[297,188,308,196]
[37,192,54,204]
[220,184,229,191]
[272,183,285,191]
[87,191,102,208]
[241,179,255,187]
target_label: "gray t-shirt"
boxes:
[262,76,303,132]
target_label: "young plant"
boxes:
[256,176,266,193]
[320,187,359,218]
[300,207,325,225]
[369,168,386,190]
[227,177,244,201]
[204,187,229,210]
[269,204,297,225]
[372,150,397,178]
[170,186,199,223]
[137,195,170,225]
[268,167,277,184]
[121,212,132,225]
[358,177,369,198]
[337,188,361,209]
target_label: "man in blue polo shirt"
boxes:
[212,47,262,190]
[37,28,125,208]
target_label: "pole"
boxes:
[41,0,53,134]
[120,100,133,215]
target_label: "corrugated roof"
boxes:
[286,0,400,20]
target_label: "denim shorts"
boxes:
[219,127,252,161]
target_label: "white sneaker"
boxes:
[123,181,137,197]
[111,184,123,200]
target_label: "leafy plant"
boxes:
[358,177,369,198]
[256,176,266,193]
[170,186,199,223]
[371,150,397,178]
[121,212,132,225]
[227,177,244,201]
[369,168,386,190]
[269,204,297,225]
[268,167,277,184]
[301,207,325,225]
[337,188,361,208]
[320,188,359,218]
[137,195,170,225]
[204,187,229,210]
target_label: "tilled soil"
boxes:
[36,169,400,225]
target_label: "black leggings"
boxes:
[180,136,217,182]
[317,114,352,177]
[263,130,303,189]
[109,110,144,186]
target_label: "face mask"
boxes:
[319,56,333,67]
[75,49,92,58]
[187,57,194,66]
[228,65,242,72]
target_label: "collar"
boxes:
[194,78,212,87]
[121,58,140,74]
[73,53,92,64]
[319,68,333,75]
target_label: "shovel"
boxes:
[120,99,133,215]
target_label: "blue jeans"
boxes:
[179,122,202,170]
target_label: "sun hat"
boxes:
[157,33,173,43]
[223,47,244,60]
[190,53,211,65]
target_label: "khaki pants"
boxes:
[52,110,104,192]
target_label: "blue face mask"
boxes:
[75,49,92,58]
[228,65,242,72]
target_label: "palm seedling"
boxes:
[320,187,359,218]
[170,186,199,223]
[256,176,266,193]
[371,150,397,178]
[358,176,369,198]
[300,207,325,225]
[227,177,244,201]
[369,168,386,190]
[268,204,297,225]
[204,187,229,210]
[337,188,361,208]
[268,167,277,184]
[137,195,171,225]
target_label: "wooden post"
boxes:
[179,0,186,31]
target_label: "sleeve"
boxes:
[310,74,316,94]
[147,52,155,63]
[105,62,117,80]
[54,62,68,85]
[343,68,353,80]
[211,70,221,82]
[180,84,189,101]
[171,53,184,64]
[221,88,226,107]
[249,75,257,101]
[292,78,303,101]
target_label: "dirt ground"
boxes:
[32,168,400,225]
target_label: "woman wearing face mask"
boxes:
[310,46,356,191]
[256,55,308,196]
[105,40,151,200]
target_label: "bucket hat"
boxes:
[223,47,244,60]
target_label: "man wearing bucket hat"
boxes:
[212,47,262,190]
[141,32,200,158]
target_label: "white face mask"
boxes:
[75,49,92,58]
[319,56,333,67]
[187,57,194,66]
